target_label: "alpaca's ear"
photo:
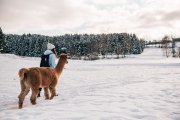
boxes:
[57,55,61,58]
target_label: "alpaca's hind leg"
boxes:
[18,88,30,109]
[18,81,30,109]
[44,87,50,99]
[30,88,38,105]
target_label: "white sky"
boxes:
[0,0,180,40]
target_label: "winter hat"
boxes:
[47,43,55,50]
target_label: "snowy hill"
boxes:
[0,48,180,120]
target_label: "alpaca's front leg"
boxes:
[30,88,38,105]
[44,87,50,99]
[49,87,56,99]
[49,79,57,99]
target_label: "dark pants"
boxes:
[38,88,42,97]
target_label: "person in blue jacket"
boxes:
[38,42,57,97]
[44,42,57,68]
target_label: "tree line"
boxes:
[0,27,145,59]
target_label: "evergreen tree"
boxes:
[0,27,5,52]
[2,32,145,58]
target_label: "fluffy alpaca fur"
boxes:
[18,54,67,109]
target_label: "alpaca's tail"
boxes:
[18,68,29,81]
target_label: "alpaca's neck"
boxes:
[55,58,66,77]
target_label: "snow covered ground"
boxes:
[0,48,180,120]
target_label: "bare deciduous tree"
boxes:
[161,35,172,58]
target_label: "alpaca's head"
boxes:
[60,54,68,63]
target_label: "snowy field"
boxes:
[0,48,180,120]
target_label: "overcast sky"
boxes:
[0,0,180,40]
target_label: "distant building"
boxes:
[172,38,180,57]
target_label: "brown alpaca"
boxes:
[18,54,67,109]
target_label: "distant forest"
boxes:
[0,27,145,59]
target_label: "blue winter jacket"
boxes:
[44,50,56,68]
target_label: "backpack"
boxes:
[40,53,52,67]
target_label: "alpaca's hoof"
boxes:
[45,97,50,100]
[19,103,23,109]
[31,101,36,105]
[50,97,54,100]
[32,103,36,105]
